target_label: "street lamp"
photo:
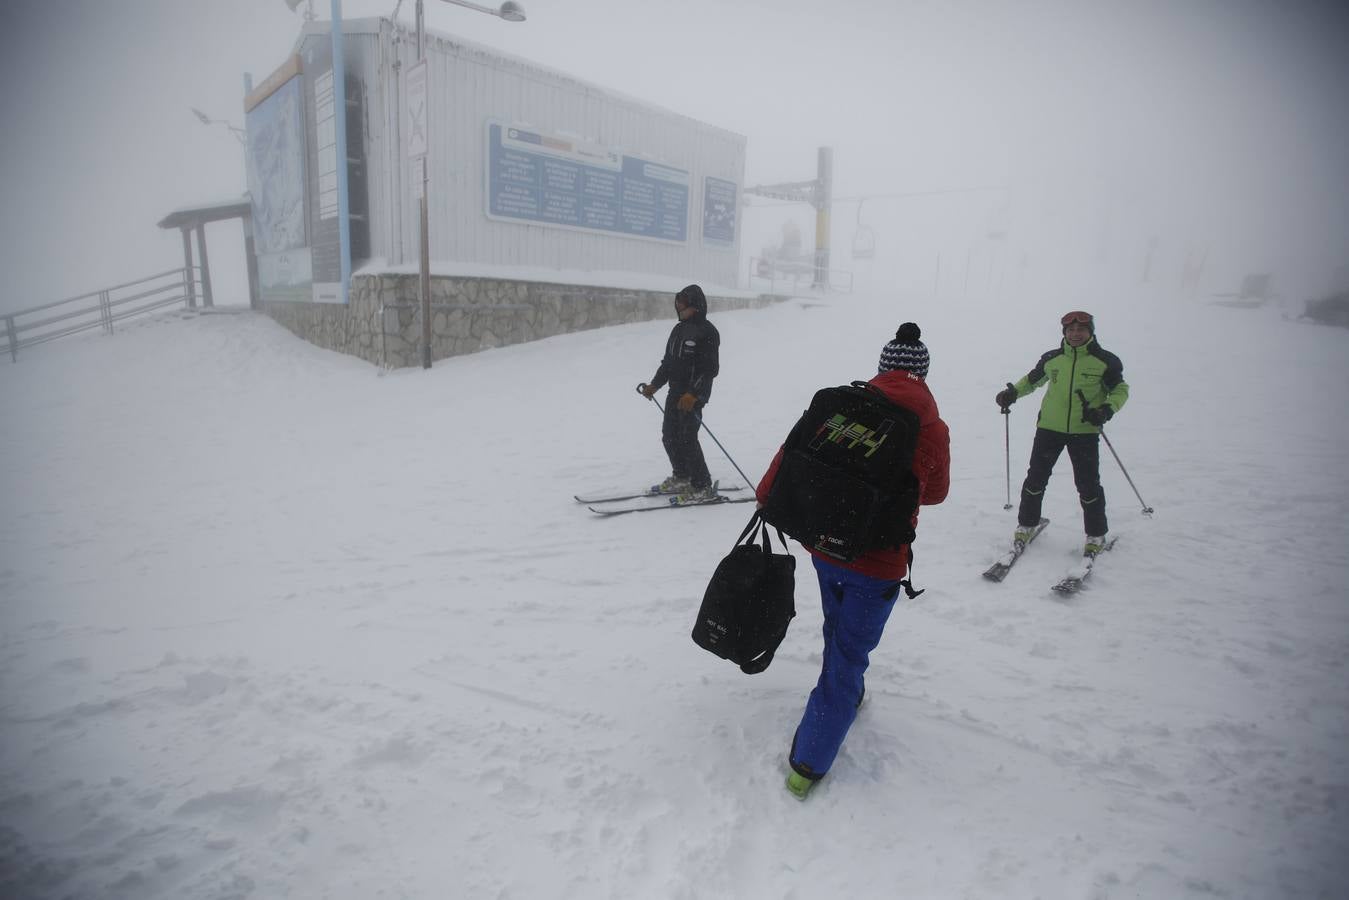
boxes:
[191,107,246,145]
[497,1,527,22]
[412,0,526,369]
[283,0,316,21]
[437,0,526,21]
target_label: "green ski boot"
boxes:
[785,770,817,801]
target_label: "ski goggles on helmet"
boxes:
[1060,310,1094,327]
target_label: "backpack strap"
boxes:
[852,380,925,594]
[851,379,894,402]
[898,546,924,599]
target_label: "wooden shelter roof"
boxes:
[157,197,252,230]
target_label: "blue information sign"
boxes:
[702,176,738,247]
[487,123,689,242]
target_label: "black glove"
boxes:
[1083,405,1114,426]
[995,385,1017,409]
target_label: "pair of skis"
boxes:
[981,518,1116,594]
[576,483,755,517]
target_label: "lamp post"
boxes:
[190,107,247,145]
[438,0,526,20]
[284,0,316,21]
[414,0,526,369]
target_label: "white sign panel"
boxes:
[485,122,689,243]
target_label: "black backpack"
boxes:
[760,381,922,563]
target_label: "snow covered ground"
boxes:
[1,287,1346,899]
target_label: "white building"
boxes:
[244,16,748,323]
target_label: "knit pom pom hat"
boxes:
[878,322,930,378]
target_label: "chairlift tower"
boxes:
[744,146,833,290]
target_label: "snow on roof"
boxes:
[295,17,745,142]
[157,196,253,230]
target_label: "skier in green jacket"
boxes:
[995,311,1129,555]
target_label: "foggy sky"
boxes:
[1,0,1345,313]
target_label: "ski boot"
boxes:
[785,770,818,801]
[671,481,719,504]
[652,475,692,494]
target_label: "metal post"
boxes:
[5,315,17,362]
[812,146,832,290]
[181,228,197,309]
[243,214,261,309]
[195,223,213,307]
[331,0,352,306]
[99,290,114,334]
[417,0,432,368]
[390,26,405,266]
[241,72,260,309]
[420,176,431,367]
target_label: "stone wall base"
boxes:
[262,275,782,368]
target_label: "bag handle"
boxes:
[727,511,794,676]
[734,511,789,555]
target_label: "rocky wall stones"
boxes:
[263,275,782,369]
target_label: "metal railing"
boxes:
[4,267,200,363]
[747,256,854,295]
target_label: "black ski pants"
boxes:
[662,401,711,488]
[1017,428,1108,536]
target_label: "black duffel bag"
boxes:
[691,512,796,674]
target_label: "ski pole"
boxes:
[696,412,755,490]
[1001,382,1014,510]
[636,384,756,490]
[1077,389,1154,517]
[1099,430,1154,516]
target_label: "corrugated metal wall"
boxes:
[316,18,745,291]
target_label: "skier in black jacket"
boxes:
[638,284,720,500]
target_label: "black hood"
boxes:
[676,284,707,315]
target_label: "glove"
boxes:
[995,386,1017,409]
[1083,405,1114,426]
[638,383,657,399]
[676,392,698,412]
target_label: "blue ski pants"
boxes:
[789,556,904,780]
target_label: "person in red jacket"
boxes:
[756,323,951,799]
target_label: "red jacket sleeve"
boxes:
[914,417,950,506]
[754,447,784,505]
